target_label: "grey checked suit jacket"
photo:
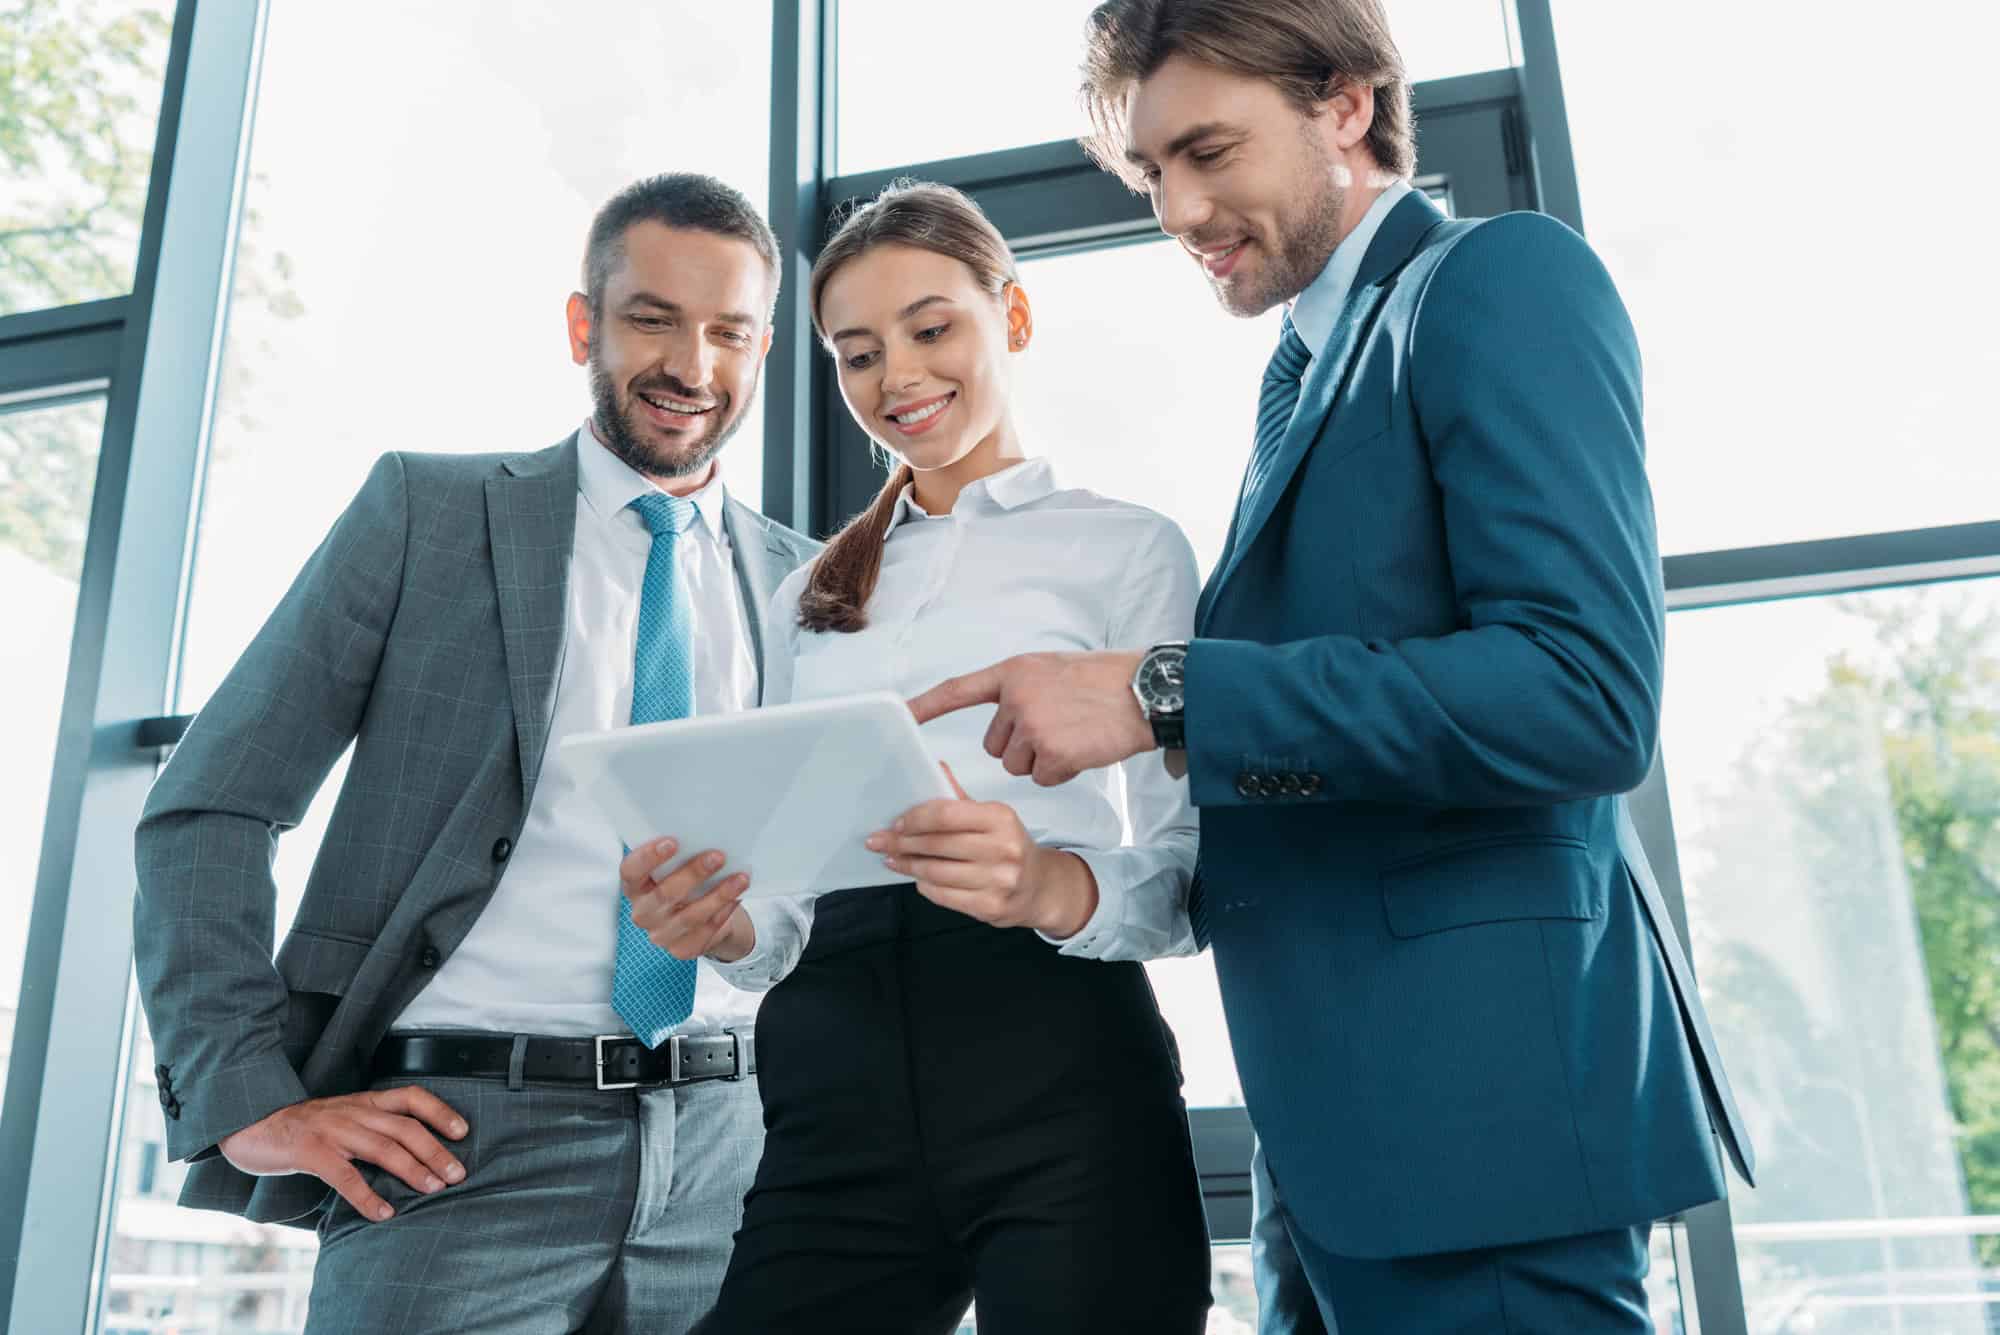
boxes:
[133,434,820,1227]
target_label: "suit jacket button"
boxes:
[1236,772,1259,798]
[491,836,514,863]
[157,1085,172,1108]
[420,946,442,969]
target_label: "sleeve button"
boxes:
[1301,774,1323,796]
[1279,773,1302,795]
[1235,772,1259,798]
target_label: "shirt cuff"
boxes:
[705,899,802,992]
[1037,847,1132,959]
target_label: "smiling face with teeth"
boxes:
[1122,54,1389,319]
[565,221,774,487]
[819,243,1033,510]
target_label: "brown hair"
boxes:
[795,182,1020,634]
[1078,0,1415,188]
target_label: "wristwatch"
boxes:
[1131,641,1189,750]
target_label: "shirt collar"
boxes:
[578,416,730,540]
[1287,179,1415,359]
[885,456,1057,533]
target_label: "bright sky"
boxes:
[6,3,2000,1309]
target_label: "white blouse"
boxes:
[710,456,1201,991]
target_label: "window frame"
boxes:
[9,1,1996,1330]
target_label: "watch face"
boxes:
[1139,649,1186,714]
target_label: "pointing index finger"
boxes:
[908,663,1007,726]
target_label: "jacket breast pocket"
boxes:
[1380,836,1602,939]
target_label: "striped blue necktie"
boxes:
[1238,315,1314,525]
[1190,319,1315,952]
[612,491,700,1047]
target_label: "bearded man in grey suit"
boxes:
[132,173,821,1334]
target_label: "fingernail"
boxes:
[864,834,886,851]
[656,837,678,855]
[445,1162,465,1182]
[733,875,751,894]
[376,1204,394,1221]
[892,818,906,833]
[451,1121,468,1137]
[704,852,725,871]
[884,856,902,871]
[425,1175,444,1193]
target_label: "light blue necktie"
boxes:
[612,491,700,1047]
[1190,320,1314,951]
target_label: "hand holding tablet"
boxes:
[562,691,955,902]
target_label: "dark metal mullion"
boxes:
[0,299,130,401]
[1510,0,1585,232]
[0,0,202,1318]
[763,0,833,535]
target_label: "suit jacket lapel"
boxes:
[722,498,797,703]
[1200,191,1448,631]
[485,436,578,805]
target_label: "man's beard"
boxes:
[588,355,752,480]
[1211,127,1346,318]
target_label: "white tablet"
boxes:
[559,690,955,901]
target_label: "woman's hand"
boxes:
[866,766,1099,938]
[619,837,757,963]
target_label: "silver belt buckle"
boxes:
[666,1033,687,1083]
[593,1034,639,1091]
[723,1027,748,1081]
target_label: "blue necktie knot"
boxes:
[1265,318,1312,387]
[628,491,696,538]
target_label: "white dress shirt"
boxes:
[396,420,764,1037]
[1287,178,1413,364]
[708,456,1201,992]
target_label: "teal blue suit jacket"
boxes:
[1186,189,1754,1259]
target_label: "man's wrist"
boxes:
[1130,643,1186,750]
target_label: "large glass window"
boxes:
[834,0,1518,175]
[0,0,176,315]
[0,395,104,1103]
[100,5,775,1328]
[1665,578,2000,1332]
[1553,0,2000,555]
[1010,237,1286,1110]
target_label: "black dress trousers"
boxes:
[699,883,1213,1335]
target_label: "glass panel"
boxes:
[1,0,177,315]
[0,395,105,1104]
[1014,237,1283,1107]
[1647,1223,1686,1333]
[1553,0,2000,554]
[835,0,1516,175]
[1666,579,2000,1333]
[100,3,775,1328]
[1017,237,1283,580]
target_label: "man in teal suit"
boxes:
[910,1,1754,1329]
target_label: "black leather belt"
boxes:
[373,1030,756,1091]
